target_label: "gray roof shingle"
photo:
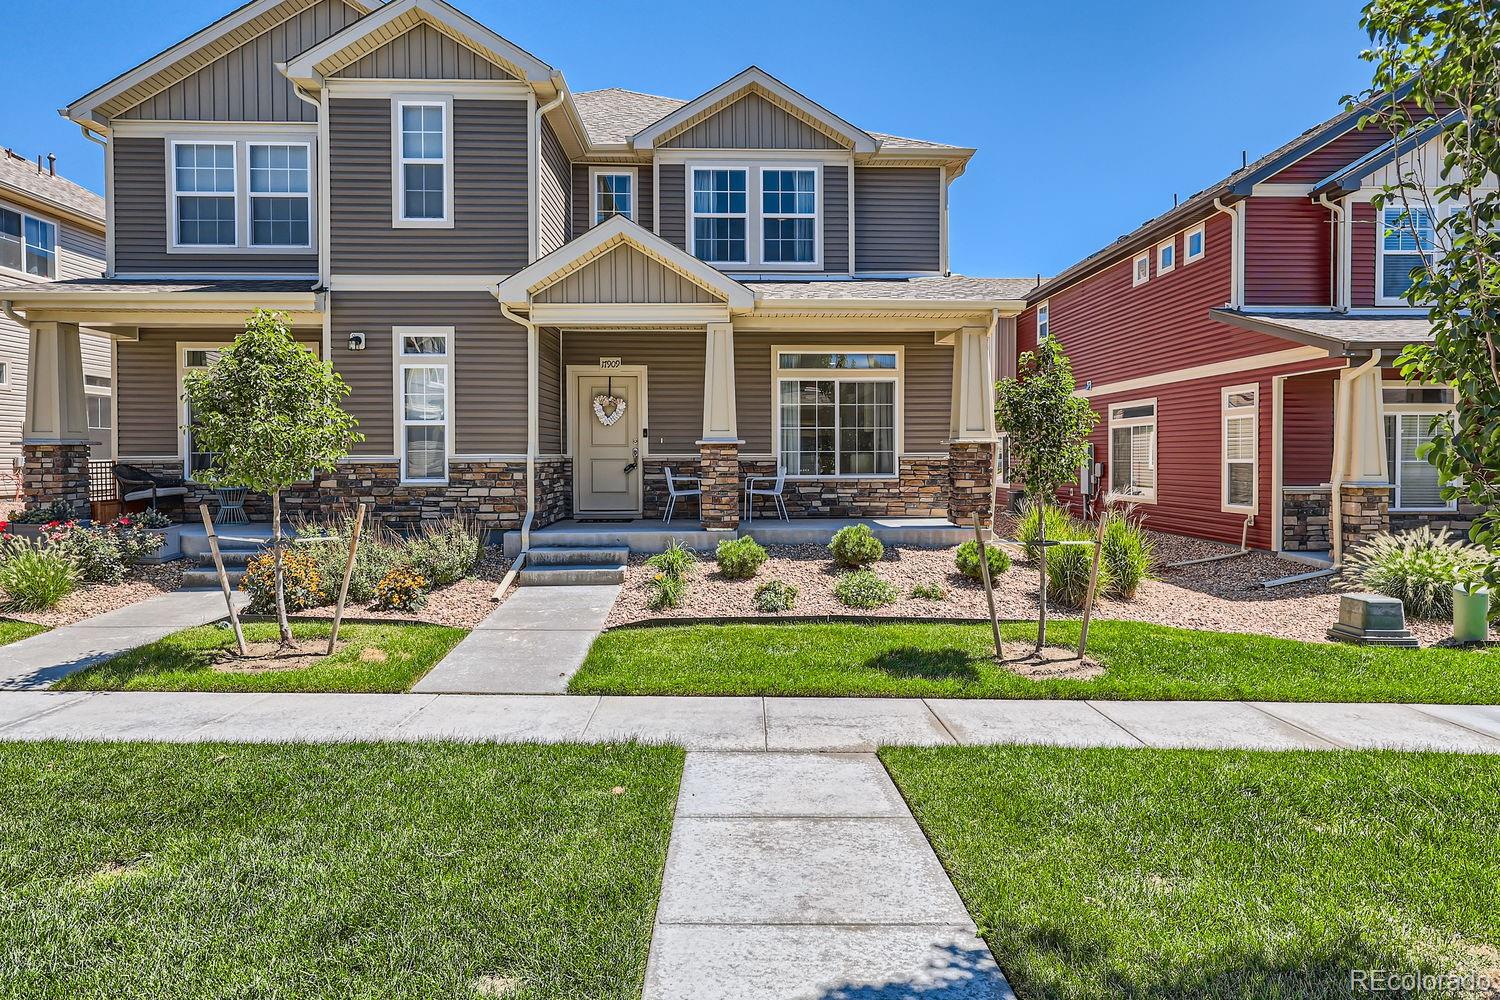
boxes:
[750,275,1038,303]
[1212,309,1433,352]
[9,278,318,295]
[0,148,104,223]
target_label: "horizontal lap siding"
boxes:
[658,164,685,248]
[571,164,655,236]
[560,331,704,454]
[1266,125,1392,183]
[854,167,940,272]
[1283,370,1336,485]
[538,120,571,256]
[823,164,849,273]
[329,99,528,274]
[538,327,562,454]
[1352,202,1377,307]
[1245,197,1332,306]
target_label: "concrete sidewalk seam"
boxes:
[1242,701,1340,748]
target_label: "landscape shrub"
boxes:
[405,516,483,587]
[911,582,946,600]
[834,569,897,609]
[134,507,175,529]
[715,536,768,579]
[753,578,799,612]
[0,540,76,611]
[1017,502,1085,561]
[9,500,77,525]
[44,522,128,584]
[297,513,406,604]
[1342,526,1493,619]
[646,541,695,610]
[954,540,1012,581]
[372,566,428,612]
[1101,512,1153,599]
[241,549,324,615]
[1044,539,1114,610]
[829,524,884,567]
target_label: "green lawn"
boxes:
[0,741,682,1000]
[880,745,1500,1000]
[570,620,1497,703]
[55,621,466,693]
[0,619,46,645]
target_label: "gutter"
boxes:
[496,298,539,598]
[1,300,27,328]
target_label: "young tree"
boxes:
[995,337,1099,651]
[184,310,362,644]
[1353,1,1500,584]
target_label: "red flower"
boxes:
[46,520,59,528]
[117,517,132,527]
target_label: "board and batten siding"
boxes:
[329,291,527,457]
[330,23,516,80]
[732,331,954,456]
[116,327,320,459]
[571,163,653,236]
[560,331,705,455]
[329,99,529,275]
[660,93,846,151]
[535,245,719,305]
[117,0,363,122]
[538,120,571,256]
[112,138,317,275]
[854,167,941,273]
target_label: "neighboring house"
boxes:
[0,149,113,484]
[1010,92,1488,561]
[4,0,1028,531]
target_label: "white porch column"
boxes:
[23,321,90,443]
[1338,361,1388,485]
[950,324,997,442]
[700,321,739,443]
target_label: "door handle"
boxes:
[624,442,639,475]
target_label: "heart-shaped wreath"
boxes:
[593,394,627,427]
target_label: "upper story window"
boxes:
[689,163,821,269]
[592,169,634,224]
[761,169,816,263]
[395,99,451,227]
[1132,252,1150,287]
[0,204,56,278]
[1184,223,1206,264]
[1157,238,1175,275]
[248,144,311,248]
[169,137,316,252]
[1036,301,1050,341]
[691,168,747,264]
[173,142,237,247]
[1379,205,1435,304]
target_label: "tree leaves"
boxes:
[994,337,1099,500]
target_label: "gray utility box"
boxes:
[1327,593,1419,647]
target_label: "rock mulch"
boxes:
[287,548,512,630]
[606,529,1473,646]
[7,562,186,629]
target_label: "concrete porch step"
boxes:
[518,563,626,587]
[182,567,248,588]
[192,549,260,568]
[527,545,630,567]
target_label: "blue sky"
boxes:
[1,0,1374,278]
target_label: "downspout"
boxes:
[1317,193,1345,311]
[532,74,569,254]
[1213,197,1242,308]
[1329,349,1382,568]
[987,307,1001,522]
[498,299,539,597]
[77,125,109,273]
[1,301,26,329]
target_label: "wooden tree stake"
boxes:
[973,512,1004,660]
[1078,500,1111,660]
[199,503,247,656]
[327,503,366,655]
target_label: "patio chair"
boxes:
[662,467,701,523]
[743,466,788,523]
[112,464,189,514]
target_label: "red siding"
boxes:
[1352,201,1377,307]
[1282,370,1336,485]
[1015,308,1038,359]
[1244,197,1332,306]
[1268,125,1391,183]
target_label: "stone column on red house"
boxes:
[697,321,741,530]
[1339,484,1391,552]
[1335,357,1393,557]
[947,322,999,532]
[20,321,92,517]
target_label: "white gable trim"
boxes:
[631,67,876,154]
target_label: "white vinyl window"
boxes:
[1184,223,1206,264]
[691,168,748,264]
[1378,205,1435,304]
[172,142,236,247]
[397,328,451,483]
[1383,384,1457,511]
[689,164,820,269]
[592,169,634,224]
[775,351,898,477]
[1157,238,1176,275]
[1222,384,1257,511]
[181,347,224,479]
[1132,252,1150,287]
[1036,301,1050,342]
[761,168,817,263]
[248,143,311,248]
[1108,398,1157,501]
[396,100,450,225]
[996,433,1012,487]
[0,204,56,278]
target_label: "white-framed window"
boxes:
[1108,398,1157,501]
[1222,384,1257,512]
[394,98,452,227]
[180,346,224,479]
[1383,384,1457,511]
[1378,205,1435,304]
[172,142,237,248]
[1036,300,1050,342]
[691,167,748,264]
[1184,222,1206,264]
[396,327,452,483]
[0,203,56,278]
[775,350,899,477]
[761,167,817,263]
[688,163,821,269]
[1132,251,1150,287]
[0,360,9,386]
[1157,238,1176,275]
[996,433,1012,487]
[87,393,112,435]
[591,168,635,224]
[248,142,312,248]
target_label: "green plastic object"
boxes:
[1452,584,1491,645]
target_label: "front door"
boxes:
[575,372,641,514]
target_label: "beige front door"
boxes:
[574,372,641,514]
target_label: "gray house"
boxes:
[4,0,1028,535]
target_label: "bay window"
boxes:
[398,328,452,483]
[1108,399,1156,501]
[1383,385,1456,511]
[396,100,450,225]
[776,350,898,477]
[1222,385,1257,511]
[689,163,821,268]
[0,204,56,278]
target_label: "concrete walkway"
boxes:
[0,692,1496,752]
[410,585,620,694]
[0,589,243,691]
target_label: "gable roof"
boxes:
[63,0,376,129]
[281,0,554,88]
[0,149,104,228]
[1311,110,1465,197]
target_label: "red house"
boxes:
[1008,91,1481,563]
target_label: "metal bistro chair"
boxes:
[662,467,701,523]
[112,464,189,515]
[743,466,788,523]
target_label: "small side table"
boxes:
[214,487,249,525]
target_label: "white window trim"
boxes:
[771,345,903,479]
[391,96,455,229]
[1221,383,1258,514]
[1183,222,1206,264]
[1131,251,1150,287]
[247,141,314,250]
[1376,204,1434,306]
[1107,396,1157,503]
[0,359,10,387]
[394,326,455,484]
[589,166,637,225]
[1156,237,1176,275]
[1036,300,1050,342]
[166,136,319,254]
[1383,383,1458,512]
[996,432,1012,487]
[687,161,823,271]
[0,198,58,281]
[176,342,224,482]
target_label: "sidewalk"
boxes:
[0,692,1496,752]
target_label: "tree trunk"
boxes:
[1035,498,1048,654]
[271,490,291,646]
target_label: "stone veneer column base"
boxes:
[947,441,997,530]
[1339,484,1391,553]
[1281,487,1332,552]
[22,442,91,518]
[698,442,740,530]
